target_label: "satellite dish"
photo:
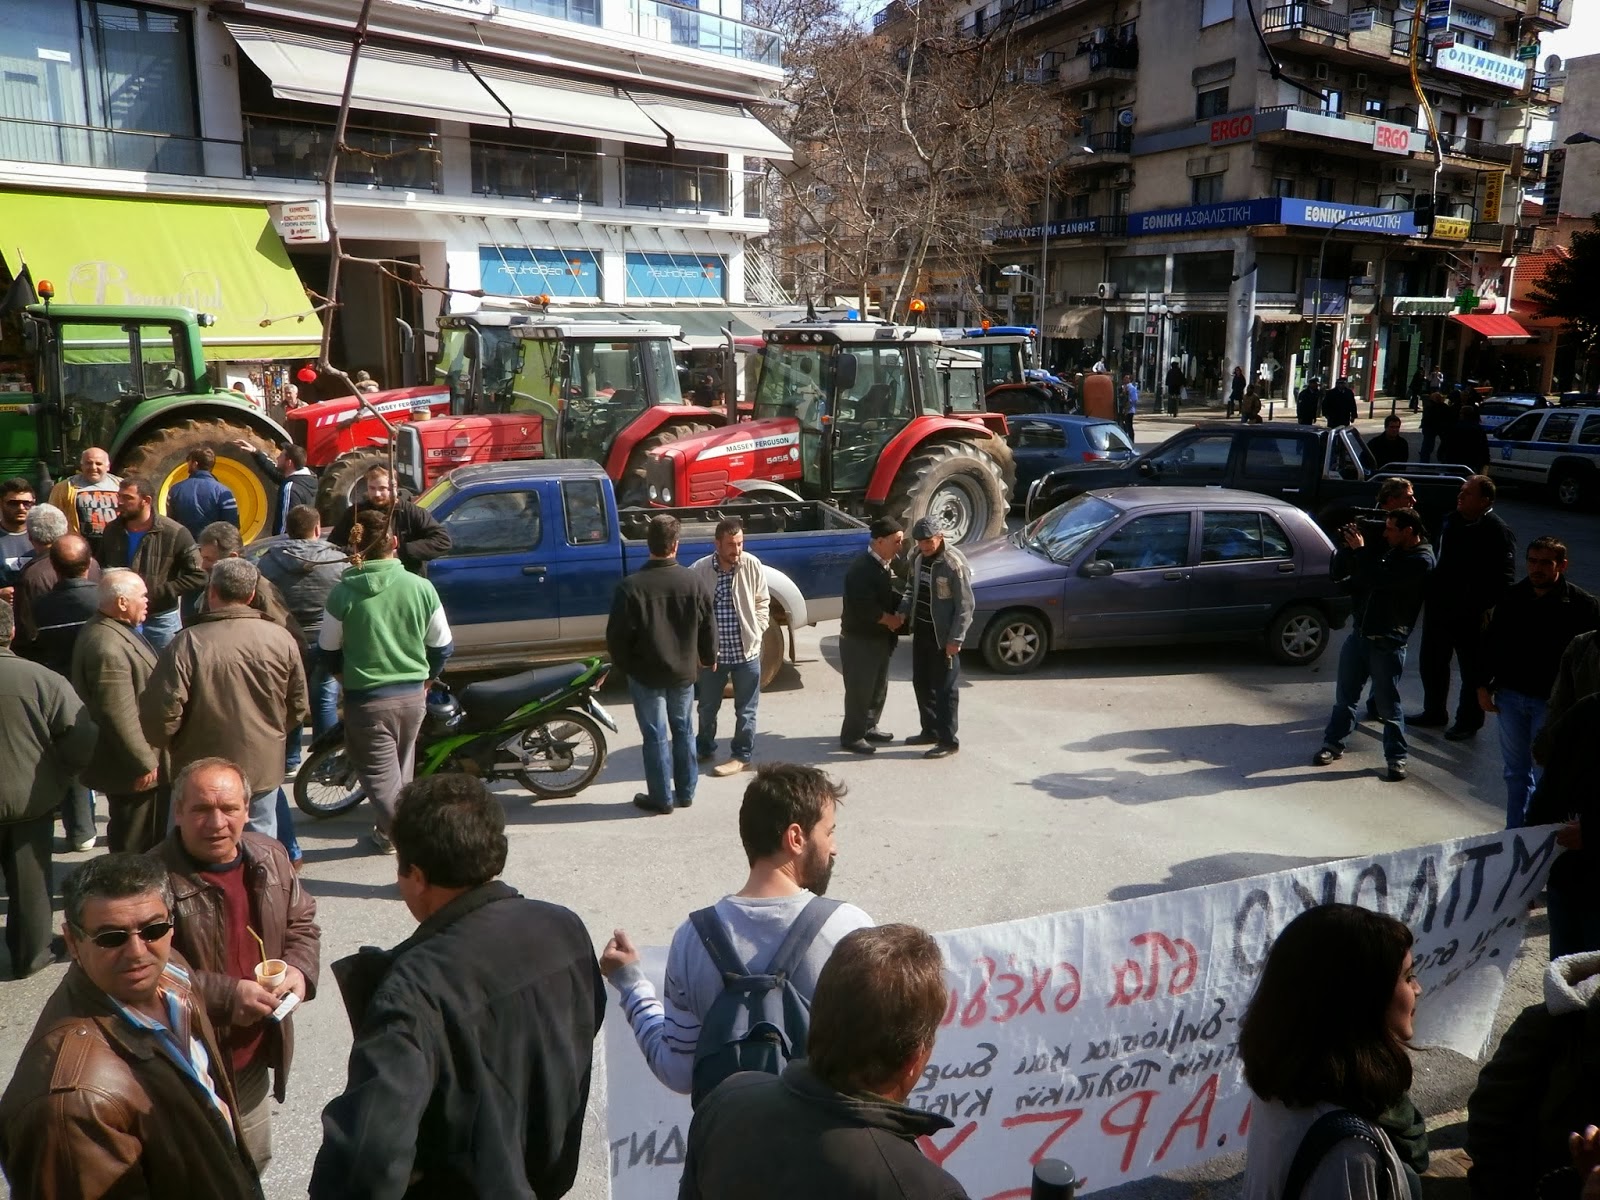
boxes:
[1545,53,1563,73]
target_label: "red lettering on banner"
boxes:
[1209,115,1254,143]
[1239,1101,1253,1136]
[1107,932,1200,1006]
[917,1120,979,1169]
[962,958,996,1027]
[945,959,1083,1025]
[1055,962,1082,1012]
[1001,1108,1087,1165]
[1154,1073,1221,1161]
[1100,1089,1158,1173]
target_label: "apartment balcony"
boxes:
[1530,72,1565,104]
[0,115,239,177]
[1470,220,1510,245]
[622,159,764,215]
[1056,43,1139,91]
[502,0,781,66]
[1525,0,1572,29]
[245,115,440,191]
[1065,131,1133,165]
[1437,134,1519,167]
[1524,141,1550,177]
[471,141,603,205]
[1261,5,1411,73]
[1256,104,1426,159]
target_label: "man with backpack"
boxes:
[599,763,873,1102]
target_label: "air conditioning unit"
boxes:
[1390,167,1411,184]
[1097,282,1118,299]
[1314,62,1332,82]
[1081,90,1099,109]
[1355,72,1369,91]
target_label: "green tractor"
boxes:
[0,303,293,540]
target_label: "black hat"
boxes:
[911,516,941,540]
[868,516,902,540]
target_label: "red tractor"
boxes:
[640,318,1015,544]
[392,317,729,502]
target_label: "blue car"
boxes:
[1006,413,1135,500]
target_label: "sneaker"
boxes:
[1386,761,1409,782]
[1312,746,1342,766]
[368,827,396,855]
[710,759,748,778]
[72,835,97,853]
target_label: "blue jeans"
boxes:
[61,784,96,846]
[1322,634,1409,763]
[628,679,696,808]
[696,658,760,762]
[1495,689,1546,828]
[274,789,300,862]
[285,662,342,770]
[139,606,182,652]
[247,788,279,840]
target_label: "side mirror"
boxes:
[834,352,858,393]
[1136,459,1156,477]
[1080,559,1114,578]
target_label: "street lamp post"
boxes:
[1307,210,1391,395]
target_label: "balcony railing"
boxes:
[1058,42,1139,87]
[471,141,602,204]
[623,160,735,213]
[0,114,239,176]
[499,0,600,24]
[244,115,440,191]
[1262,3,1350,36]
[743,170,768,219]
[1470,220,1507,242]
[1441,135,1517,165]
[624,0,781,66]
[1084,131,1133,155]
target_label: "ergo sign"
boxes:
[1373,122,1412,154]
[1209,115,1254,143]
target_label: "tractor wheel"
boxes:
[883,438,1010,545]
[618,421,719,506]
[117,419,282,542]
[317,450,395,528]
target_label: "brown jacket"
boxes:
[0,957,263,1199]
[155,830,321,1103]
[71,612,161,794]
[139,607,308,795]
[101,513,206,616]
[191,571,304,643]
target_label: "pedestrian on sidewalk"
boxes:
[1323,377,1358,428]
[606,514,713,815]
[1119,373,1138,439]
[691,517,770,778]
[1229,365,1246,419]
[1165,359,1184,417]
[898,517,973,759]
[1296,378,1324,425]
[839,518,905,754]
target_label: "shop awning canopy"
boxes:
[473,67,667,145]
[0,191,320,360]
[627,91,792,160]
[1450,313,1532,341]
[1041,304,1101,338]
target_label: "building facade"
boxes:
[1,0,788,389]
[948,0,1571,399]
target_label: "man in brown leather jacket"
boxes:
[156,757,320,1172]
[0,853,262,1198]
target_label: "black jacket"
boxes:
[328,498,452,576]
[680,1062,970,1200]
[1427,509,1516,615]
[1367,433,1411,468]
[1333,539,1435,645]
[310,881,604,1200]
[605,558,714,688]
[1527,691,1600,833]
[1482,577,1600,700]
[101,514,206,615]
[20,577,99,675]
[247,450,319,533]
[840,551,902,641]
[1322,386,1358,427]
[1438,422,1491,473]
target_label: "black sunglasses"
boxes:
[2,497,35,507]
[72,920,174,949]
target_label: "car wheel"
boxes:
[1266,603,1330,666]
[981,611,1050,674]
[1551,469,1588,510]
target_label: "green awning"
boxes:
[0,191,322,360]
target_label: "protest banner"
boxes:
[606,827,1558,1198]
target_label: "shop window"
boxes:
[1257,254,1297,292]
[1109,255,1164,293]
[1272,177,1295,198]
[1316,177,1337,201]
[1173,252,1232,292]
[1192,173,1225,205]
[1196,86,1230,120]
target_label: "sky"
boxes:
[1543,1,1600,67]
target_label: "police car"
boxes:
[1486,396,1600,509]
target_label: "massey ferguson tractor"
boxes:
[638,317,1015,545]
[391,316,729,502]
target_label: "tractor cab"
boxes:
[942,325,1072,415]
[433,310,531,416]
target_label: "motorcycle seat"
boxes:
[458,662,591,731]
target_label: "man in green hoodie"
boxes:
[319,510,453,854]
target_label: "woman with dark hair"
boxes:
[1240,903,1423,1200]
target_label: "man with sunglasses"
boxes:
[1478,536,1600,827]
[0,853,262,1197]
[0,478,35,600]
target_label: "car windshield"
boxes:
[1016,493,1120,562]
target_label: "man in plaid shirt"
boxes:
[691,517,771,777]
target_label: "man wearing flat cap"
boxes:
[839,517,906,754]
[897,517,973,759]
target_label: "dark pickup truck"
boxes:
[1024,422,1468,533]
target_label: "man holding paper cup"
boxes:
[154,756,321,1172]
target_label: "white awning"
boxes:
[227,22,505,125]
[628,91,791,159]
[474,67,667,146]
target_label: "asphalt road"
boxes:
[0,409,1592,1199]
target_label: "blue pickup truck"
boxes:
[413,460,866,679]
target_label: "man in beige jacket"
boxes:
[690,516,770,777]
[140,558,307,841]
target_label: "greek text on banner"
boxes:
[604,827,1557,1198]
